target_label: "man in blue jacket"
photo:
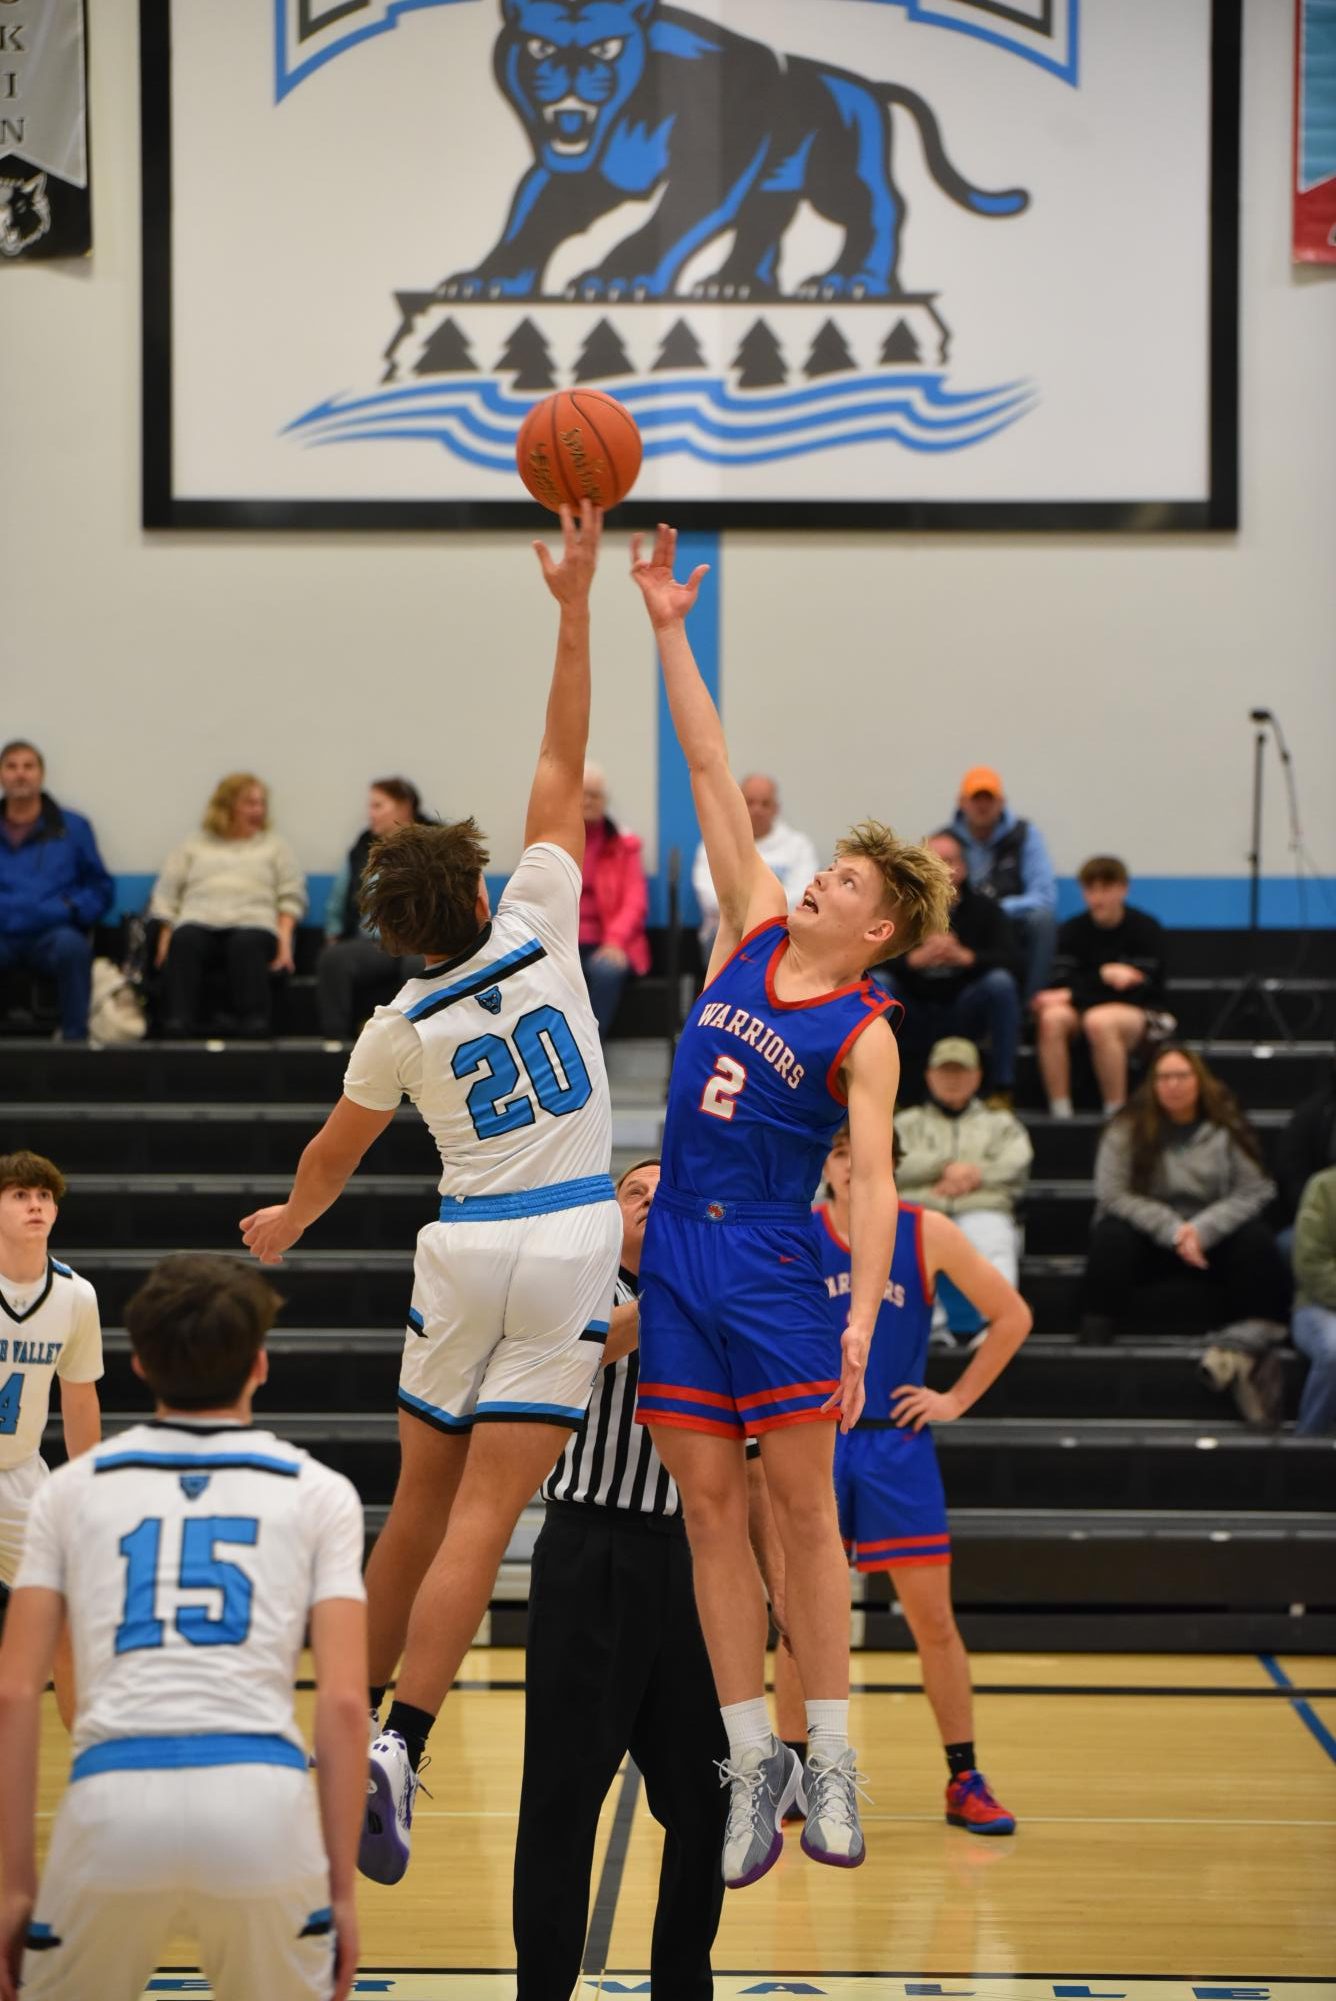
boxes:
[951,766,1057,997]
[0,741,113,1041]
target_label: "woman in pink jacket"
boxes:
[579,763,650,1039]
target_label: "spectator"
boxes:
[1083,1046,1289,1341]
[875,830,1022,1106]
[150,773,307,1039]
[1275,1052,1336,1231]
[0,738,113,1043]
[951,766,1057,997]
[895,1037,1032,1344]
[1292,1164,1336,1436]
[580,762,649,1039]
[1033,856,1169,1119]
[692,771,818,954]
[317,777,428,1042]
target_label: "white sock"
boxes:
[720,1698,774,1762]
[1050,1096,1074,1119]
[805,1699,849,1760]
[1102,1098,1125,1116]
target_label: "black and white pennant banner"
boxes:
[0,0,90,261]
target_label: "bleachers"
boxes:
[8,925,1335,1655]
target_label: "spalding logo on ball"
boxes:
[516,389,643,512]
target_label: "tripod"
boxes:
[1206,711,1294,1045]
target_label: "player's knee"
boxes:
[901,1590,958,1649]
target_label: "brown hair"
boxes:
[125,1253,280,1410]
[204,773,268,838]
[0,1151,66,1202]
[0,740,43,771]
[1079,854,1130,888]
[1120,1045,1264,1193]
[370,776,422,818]
[835,820,954,964]
[359,817,491,957]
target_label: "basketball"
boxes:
[515,388,643,512]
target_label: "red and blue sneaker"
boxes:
[945,1770,1016,1836]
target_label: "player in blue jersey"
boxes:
[755,1123,1031,1835]
[627,523,954,1887]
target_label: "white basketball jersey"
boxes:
[13,1420,365,1765]
[343,841,613,1200]
[0,1258,103,1472]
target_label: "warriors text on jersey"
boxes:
[659,918,899,1204]
[816,1202,951,1572]
[342,842,612,1202]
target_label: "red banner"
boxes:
[1294,0,1336,263]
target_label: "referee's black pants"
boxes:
[514,1502,727,2000]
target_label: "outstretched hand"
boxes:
[630,523,710,629]
[532,500,602,606]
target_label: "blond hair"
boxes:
[835,820,954,964]
[204,773,268,838]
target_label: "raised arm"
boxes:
[631,524,785,969]
[525,501,602,863]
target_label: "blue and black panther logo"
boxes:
[439,0,1029,304]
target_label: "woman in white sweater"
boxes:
[151,773,307,1037]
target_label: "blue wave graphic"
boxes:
[285,371,1037,470]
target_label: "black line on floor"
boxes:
[309,1678,1336,1699]
[582,1755,642,1975]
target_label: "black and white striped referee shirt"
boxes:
[544,1271,680,1521]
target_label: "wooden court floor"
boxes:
[21,1650,1336,1996]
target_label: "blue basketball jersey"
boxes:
[661,920,900,1205]
[815,1200,934,1419]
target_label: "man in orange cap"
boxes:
[950,768,1057,997]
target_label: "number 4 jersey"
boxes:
[13,1420,365,1774]
[343,842,612,1201]
[661,918,900,1204]
[0,1258,103,1473]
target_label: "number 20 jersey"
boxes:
[14,1420,365,1767]
[661,919,900,1205]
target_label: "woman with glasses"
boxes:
[1082,1045,1289,1341]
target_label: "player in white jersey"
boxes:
[0,1152,103,1728]
[0,1253,368,2001]
[240,501,620,1884]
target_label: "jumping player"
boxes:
[754,1125,1031,1836]
[0,1254,368,2001]
[0,1152,103,1728]
[241,503,621,1886]
[627,524,954,1886]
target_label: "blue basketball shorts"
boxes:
[634,1188,841,1438]
[834,1423,951,1572]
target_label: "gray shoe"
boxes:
[800,1746,869,1868]
[717,1737,803,1889]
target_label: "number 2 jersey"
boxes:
[14,1419,365,1774]
[661,917,900,1204]
[0,1258,103,1472]
[343,842,612,1202]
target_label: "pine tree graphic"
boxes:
[653,319,708,372]
[732,320,787,390]
[413,317,479,377]
[804,320,857,379]
[574,319,635,381]
[495,319,558,391]
[880,319,922,366]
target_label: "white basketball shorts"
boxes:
[22,1764,335,2001]
[0,1452,47,1587]
[398,1195,621,1433]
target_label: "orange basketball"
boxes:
[515,388,643,512]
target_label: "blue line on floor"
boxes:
[1258,1651,1336,1766]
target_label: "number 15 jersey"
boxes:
[343,842,612,1202]
[661,918,900,1205]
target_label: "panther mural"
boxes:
[439,0,1029,304]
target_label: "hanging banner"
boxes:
[1295,0,1336,262]
[0,0,91,261]
[141,0,1240,531]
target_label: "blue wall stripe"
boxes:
[108,870,1335,931]
[1258,1652,1336,1767]
[650,531,720,928]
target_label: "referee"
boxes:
[513,1159,727,2000]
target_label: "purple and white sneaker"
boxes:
[358,1730,421,1885]
[801,1746,869,1868]
[717,1737,803,1889]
